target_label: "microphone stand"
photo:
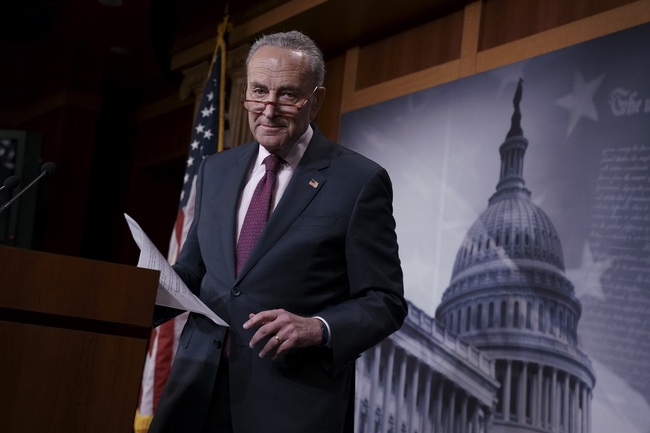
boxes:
[0,163,56,215]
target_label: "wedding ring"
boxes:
[275,335,282,343]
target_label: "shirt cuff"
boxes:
[313,316,331,347]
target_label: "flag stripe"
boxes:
[153,319,176,410]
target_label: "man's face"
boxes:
[245,45,324,154]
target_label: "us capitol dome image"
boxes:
[353,79,596,433]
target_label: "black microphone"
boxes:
[0,162,57,215]
[0,175,21,193]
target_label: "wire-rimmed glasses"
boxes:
[241,86,319,117]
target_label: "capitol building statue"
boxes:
[354,79,595,433]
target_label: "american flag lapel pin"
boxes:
[309,179,319,188]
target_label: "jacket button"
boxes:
[213,339,223,348]
[231,288,241,296]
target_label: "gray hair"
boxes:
[246,30,325,86]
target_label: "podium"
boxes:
[0,245,159,433]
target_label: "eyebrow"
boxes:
[249,83,300,93]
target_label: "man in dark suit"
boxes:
[149,30,407,433]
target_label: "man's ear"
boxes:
[309,86,327,120]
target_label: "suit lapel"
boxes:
[221,145,258,279]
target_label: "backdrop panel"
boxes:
[341,22,650,433]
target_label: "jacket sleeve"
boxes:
[319,165,408,370]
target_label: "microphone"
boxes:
[0,175,21,193]
[0,162,57,215]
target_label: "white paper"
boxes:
[124,213,228,327]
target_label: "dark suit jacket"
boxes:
[149,125,407,433]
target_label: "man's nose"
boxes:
[261,101,278,117]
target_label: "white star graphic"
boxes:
[566,241,612,300]
[201,105,215,118]
[555,70,605,137]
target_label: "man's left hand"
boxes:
[243,309,322,359]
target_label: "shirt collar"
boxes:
[255,124,312,170]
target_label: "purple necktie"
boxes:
[225,155,282,358]
[236,154,283,275]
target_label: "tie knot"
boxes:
[263,154,283,173]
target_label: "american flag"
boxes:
[134,16,230,433]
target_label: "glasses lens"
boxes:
[243,101,265,113]
[243,101,299,117]
[277,105,299,117]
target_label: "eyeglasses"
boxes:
[241,86,319,117]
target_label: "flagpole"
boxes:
[216,15,230,152]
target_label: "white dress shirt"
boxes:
[236,125,312,239]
